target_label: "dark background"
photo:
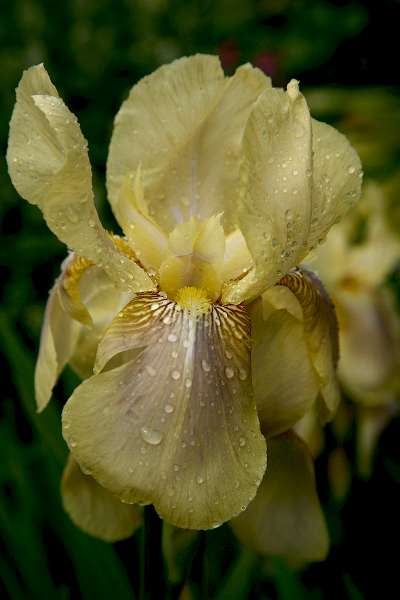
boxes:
[1,1,399,598]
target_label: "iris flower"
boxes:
[7,55,361,554]
[310,181,400,476]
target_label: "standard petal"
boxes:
[107,55,270,233]
[7,64,153,293]
[61,454,141,542]
[231,431,329,561]
[251,298,319,438]
[223,81,313,304]
[307,119,362,251]
[278,268,340,421]
[62,292,267,530]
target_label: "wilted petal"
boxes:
[279,268,340,421]
[61,454,141,542]
[107,55,270,232]
[231,431,329,561]
[7,64,153,293]
[251,298,319,437]
[307,119,362,251]
[62,292,266,530]
[223,81,312,304]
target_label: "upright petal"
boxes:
[107,55,270,233]
[7,64,153,293]
[223,81,313,304]
[307,119,362,251]
[61,454,141,542]
[231,432,329,561]
[62,292,267,530]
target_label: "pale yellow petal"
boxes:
[7,64,153,293]
[222,229,253,283]
[223,81,313,304]
[231,431,329,561]
[307,119,362,250]
[35,266,81,412]
[336,288,398,399]
[61,454,141,542]
[279,269,340,421]
[69,265,134,379]
[107,55,270,232]
[62,292,266,530]
[251,298,319,438]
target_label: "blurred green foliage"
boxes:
[1,1,400,599]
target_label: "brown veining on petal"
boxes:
[63,290,266,529]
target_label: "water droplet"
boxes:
[238,368,248,381]
[140,426,163,445]
[150,303,159,311]
[348,166,356,174]
[164,404,174,414]
[146,365,156,377]
[197,476,204,484]
[171,370,181,380]
[185,378,192,388]
[88,218,95,228]
[70,439,77,448]
[163,316,172,325]
[225,367,235,379]
[173,464,180,472]
[168,333,177,343]
[239,437,246,447]
[201,359,211,372]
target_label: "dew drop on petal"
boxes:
[197,476,204,485]
[201,359,211,372]
[225,366,235,379]
[168,333,178,343]
[239,437,246,447]
[171,370,181,380]
[140,427,163,446]
[164,404,175,414]
[146,365,156,377]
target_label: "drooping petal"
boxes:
[251,298,319,438]
[307,119,362,251]
[35,269,80,412]
[278,268,340,421]
[231,431,329,561]
[356,403,398,478]
[61,454,141,542]
[222,81,313,304]
[7,64,153,293]
[107,55,270,233]
[62,292,267,530]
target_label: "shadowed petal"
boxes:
[61,454,141,542]
[231,431,329,561]
[7,64,153,293]
[107,55,270,233]
[62,292,266,530]
[278,268,340,421]
[35,265,80,412]
[251,298,319,438]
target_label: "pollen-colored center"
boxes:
[175,286,212,315]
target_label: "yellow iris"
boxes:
[7,55,362,559]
